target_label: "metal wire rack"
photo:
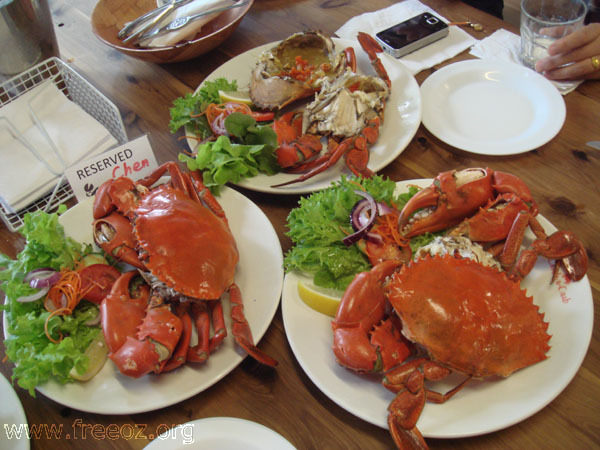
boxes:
[0,57,127,233]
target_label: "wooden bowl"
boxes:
[91,0,253,63]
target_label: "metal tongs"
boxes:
[118,0,195,44]
[133,0,250,45]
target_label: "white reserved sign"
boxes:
[65,135,159,203]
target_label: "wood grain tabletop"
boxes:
[1,0,598,449]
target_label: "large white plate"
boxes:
[0,373,29,450]
[5,186,283,414]
[420,60,565,155]
[145,417,296,449]
[187,38,422,194]
[282,179,593,439]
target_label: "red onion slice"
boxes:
[28,271,61,290]
[343,190,378,246]
[24,268,55,282]
[16,286,50,303]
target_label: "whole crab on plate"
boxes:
[184,30,421,195]
[281,168,593,449]
[29,162,283,415]
[92,162,278,377]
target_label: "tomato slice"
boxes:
[250,111,275,122]
[79,264,121,304]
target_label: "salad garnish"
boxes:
[170,77,280,193]
[0,210,112,395]
[284,175,437,291]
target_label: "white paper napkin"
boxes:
[139,0,238,48]
[469,29,582,95]
[335,0,478,75]
[0,80,118,212]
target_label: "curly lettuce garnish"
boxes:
[0,210,99,396]
[284,175,421,290]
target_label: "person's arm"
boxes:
[535,23,600,80]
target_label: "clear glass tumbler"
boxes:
[520,0,588,70]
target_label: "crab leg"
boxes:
[188,170,228,222]
[271,119,379,188]
[187,302,211,363]
[229,284,278,367]
[499,211,588,282]
[162,303,193,372]
[384,358,471,450]
[208,300,227,352]
[357,32,391,88]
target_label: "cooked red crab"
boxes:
[331,167,588,449]
[92,162,277,377]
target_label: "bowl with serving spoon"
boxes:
[91,0,253,63]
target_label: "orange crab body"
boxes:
[386,255,551,378]
[134,185,238,300]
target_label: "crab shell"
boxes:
[249,31,348,110]
[134,185,239,300]
[386,254,551,378]
[303,71,389,138]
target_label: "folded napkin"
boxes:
[335,0,478,75]
[0,80,117,212]
[139,0,238,48]
[469,29,582,95]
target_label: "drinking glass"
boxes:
[0,0,59,79]
[520,0,587,70]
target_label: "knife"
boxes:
[586,141,600,150]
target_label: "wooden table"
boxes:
[1,0,599,448]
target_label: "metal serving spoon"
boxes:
[133,0,249,44]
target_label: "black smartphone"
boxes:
[375,13,449,58]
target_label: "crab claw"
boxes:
[93,212,145,270]
[399,168,495,238]
[332,260,411,372]
[109,305,183,378]
[100,271,150,355]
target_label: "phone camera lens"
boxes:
[426,17,438,25]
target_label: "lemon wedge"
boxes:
[218,89,253,106]
[297,281,344,318]
[70,331,108,381]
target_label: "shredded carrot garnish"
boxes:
[348,179,366,191]
[43,269,94,343]
[372,211,409,248]
[178,135,200,142]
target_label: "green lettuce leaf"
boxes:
[179,119,279,195]
[284,175,409,290]
[0,210,99,396]
[168,77,238,136]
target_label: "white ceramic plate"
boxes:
[4,186,283,414]
[144,417,296,449]
[420,60,565,155]
[0,373,29,450]
[282,179,593,438]
[187,38,422,194]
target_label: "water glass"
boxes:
[0,0,59,79]
[520,0,588,70]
